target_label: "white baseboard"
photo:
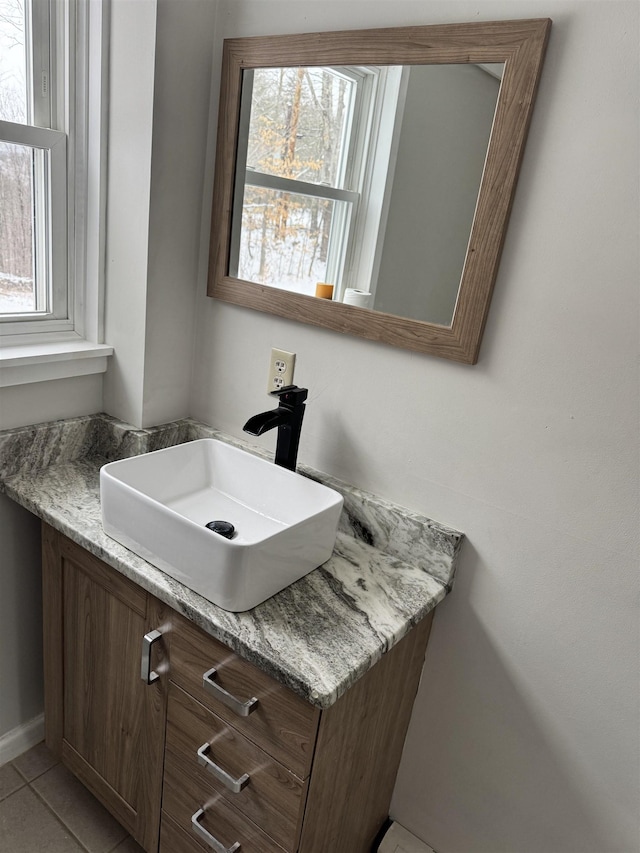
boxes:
[0,713,45,767]
[378,822,437,853]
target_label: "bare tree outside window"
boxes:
[0,0,36,314]
[237,67,355,295]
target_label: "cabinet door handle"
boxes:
[191,808,240,852]
[197,743,250,793]
[141,629,162,685]
[202,666,258,716]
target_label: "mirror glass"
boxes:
[231,62,503,326]
[209,20,551,363]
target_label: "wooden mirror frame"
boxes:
[208,18,551,364]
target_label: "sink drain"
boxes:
[205,520,236,539]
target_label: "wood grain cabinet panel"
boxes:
[160,812,207,853]
[42,524,436,853]
[168,611,319,778]
[297,612,434,853]
[161,754,287,853]
[165,683,306,850]
[42,525,166,853]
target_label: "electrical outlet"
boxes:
[267,348,296,394]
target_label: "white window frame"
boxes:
[0,0,112,385]
[0,120,68,332]
[345,65,407,300]
[232,66,369,294]
[1,0,70,335]
[230,65,406,303]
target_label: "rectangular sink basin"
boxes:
[100,439,343,611]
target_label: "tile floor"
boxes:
[0,742,143,853]
[378,821,437,853]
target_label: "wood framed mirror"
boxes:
[208,19,551,364]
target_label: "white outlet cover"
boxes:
[268,348,296,393]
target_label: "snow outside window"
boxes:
[0,0,69,336]
[230,65,404,302]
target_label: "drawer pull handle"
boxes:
[197,743,250,793]
[140,629,162,685]
[202,667,258,717]
[191,808,240,852]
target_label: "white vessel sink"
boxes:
[100,439,343,611]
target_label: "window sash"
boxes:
[231,65,366,295]
[28,0,53,128]
[230,64,406,302]
[245,169,359,206]
[0,118,69,333]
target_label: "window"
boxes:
[0,0,71,336]
[230,64,404,302]
[0,0,111,387]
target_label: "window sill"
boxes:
[0,339,113,387]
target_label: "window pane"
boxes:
[0,140,37,313]
[0,0,28,123]
[236,184,339,295]
[246,67,355,189]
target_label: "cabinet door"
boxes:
[42,524,166,853]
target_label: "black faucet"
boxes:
[243,385,308,471]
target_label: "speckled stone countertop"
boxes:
[0,413,464,709]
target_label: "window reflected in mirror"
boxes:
[231,62,503,325]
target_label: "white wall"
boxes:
[102,0,156,427]
[0,494,43,740]
[190,2,639,851]
[375,64,500,324]
[0,376,103,432]
[0,375,103,740]
[142,0,217,426]
[103,0,216,428]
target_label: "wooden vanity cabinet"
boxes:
[42,524,167,852]
[42,523,434,853]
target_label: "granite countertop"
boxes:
[0,413,464,709]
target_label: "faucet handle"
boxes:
[270,385,308,406]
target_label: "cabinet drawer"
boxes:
[162,751,286,853]
[160,812,203,853]
[166,684,306,851]
[169,612,318,777]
